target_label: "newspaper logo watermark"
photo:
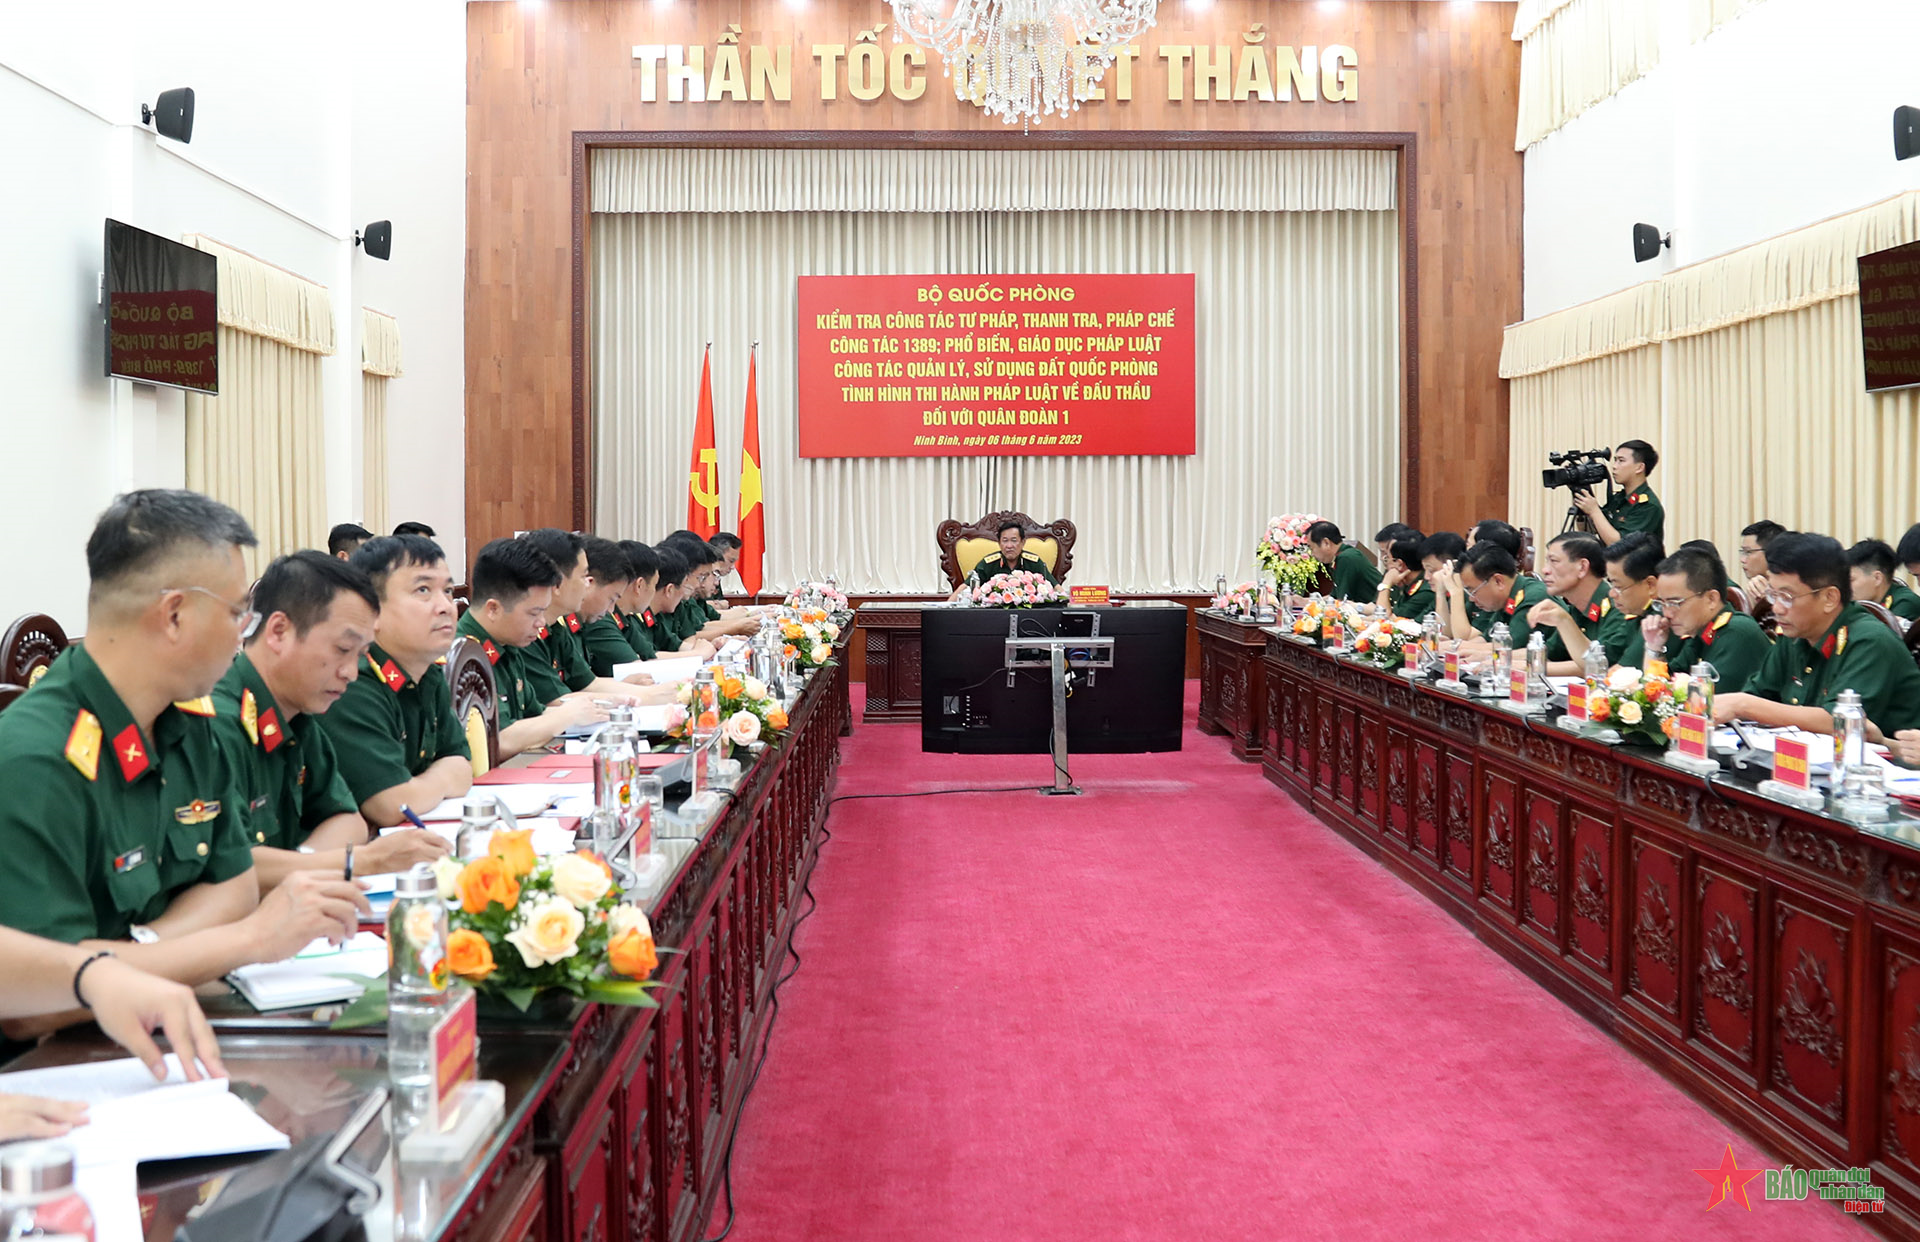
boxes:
[1693,1144,1886,1215]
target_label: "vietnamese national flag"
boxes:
[737,348,765,596]
[686,345,720,538]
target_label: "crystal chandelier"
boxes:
[888,0,1161,127]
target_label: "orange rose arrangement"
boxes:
[665,668,789,751]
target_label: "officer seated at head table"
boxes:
[1637,545,1772,691]
[1592,533,1662,670]
[1847,538,1920,623]
[1711,532,1920,739]
[314,533,475,828]
[706,531,744,607]
[214,551,448,894]
[457,538,623,760]
[961,520,1058,591]
[1373,523,1421,575]
[327,522,373,562]
[1442,521,1528,642]
[1737,519,1787,598]
[1453,541,1551,660]
[1374,536,1434,620]
[0,926,227,1132]
[1306,521,1382,602]
[1416,531,1469,639]
[0,490,368,996]
[1526,532,1617,675]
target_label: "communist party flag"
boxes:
[737,347,765,595]
[686,344,720,538]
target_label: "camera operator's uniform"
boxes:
[1598,482,1665,546]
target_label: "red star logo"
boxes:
[1693,1144,1762,1210]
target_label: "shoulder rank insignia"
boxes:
[642,609,655,626]
[1587,598,1610,622]
[259,707,283,753]
[376,657,406,691]
[1819,627,1846,659]
[537,625,550,640]
[1627,491,1646,506]
[482,639,500,665]
[612,612,626,630]
[1504,592,1521,616]
[174,799,221,825]
[65,710,101,781]
[240,688,259,744]
[112,724,149,783]
[565,613,581,633]
[172,696,216,718]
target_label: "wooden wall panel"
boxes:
[466,0,1521,547]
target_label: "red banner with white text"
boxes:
[797,273,1195,458]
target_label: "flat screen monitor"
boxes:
[104,218,219,394]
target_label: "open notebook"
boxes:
[227,931,388,1010]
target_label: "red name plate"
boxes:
[1566,680,1589,722]
[1325,622,1344,648]
[1675,711,1710,760]
[1404,643,1420,671]
[432,987,478,1122]
[1444,651,1460,683]
[1069,585,1110,604]
[1774,736,1812,790]
[1509,663,1528,704]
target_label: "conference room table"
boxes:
[5,635,854,1242]
[1203,622,1920,1236]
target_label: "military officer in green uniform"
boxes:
[213,551,448,890]
[1305,521,1381,602]
[1592,533,1662,669]
[523,530,689,699]
[1713,533,1920,735]
[1641,547,1772,691]
[586,542,659,674]
[1576,439,1665,547]
[0,490,364,986]
[316,534,474,827]
[1457,543,1551,649]
[1375,537,1436,620]
[1414,532,1474,637]
[1847,539,1920,623]
[458,538,612,757]
[659,533,761,640]
[1525,533,1616,673]
[965,521,1058,587]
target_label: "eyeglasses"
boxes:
[165,585,260,637]
[1652,592,1704,613]
[1737,546,1764,558]
[1765,586,1826,609]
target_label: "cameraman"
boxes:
[1574,440,1664,546]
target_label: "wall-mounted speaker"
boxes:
[140,87,195,143]
[1632,223,1671,264]
[355,221,392,262]
[1896,105,1920,161]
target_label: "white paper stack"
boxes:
[616,656,702,684]
[227,931,388,1010]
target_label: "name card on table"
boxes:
[1069,585,1110,604]
[432,987,478,1123]
[1509,663,1528,704]
[1566,680,1589,723]
[1404,643,1420,671]
[1325,622,1345,648]
[1774,736,1812,790]
[1674,711,1710,761]
[1444,651,1460,683]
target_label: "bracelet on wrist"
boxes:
[72,950,114,1009]
[344,845,355,881]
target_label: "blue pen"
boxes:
[398,805,431,832]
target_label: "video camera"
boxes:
[1541,448,1611,492]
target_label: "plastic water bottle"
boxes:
[1487,621,1511,684]
[1686,661,1717,718]
[387,864,452,1112]
[591,706,640,862]
[1526,631,1551,699]
[1583,636,1610,704]
[1835,688,1869,794]
[455,791,511,861]
[0,1144,94,1242]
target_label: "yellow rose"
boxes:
[1618,700,1644,725]
[551,852,614,908]
[489,828,538,878]
[504,897,585,967]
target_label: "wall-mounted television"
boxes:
[104,219,219,394]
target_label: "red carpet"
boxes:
[723,683,1870,1241]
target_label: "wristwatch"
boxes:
[128,924,160,944]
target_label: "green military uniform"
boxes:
[966,551,1056,586]
[583,609,645,678]
[1599,482,1665,546]
[1486,574,1552,648]
[528,614,596,696]
[210,653,360,852]
[312,643,470,808]
[625,608,661,660]
[1543,581,1614,664]
[1598,600,1648,669]
[1884,581,1920,623]
[456,611,548,728]
[1389,581,1436,621]
[1657,606,1772,693]
[1327,546,1383,602]
[1744,603,1920,733]
[0,646,254,942]
[664,599,710,645]
[700,597,724,623]
[644,607,684,654]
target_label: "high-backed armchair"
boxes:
[1,613,68,689]
[446,636,499,775]
[937,511,1077,590]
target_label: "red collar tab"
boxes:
[537,625,549,640]
[482,639,500,664]
[259,707,284,754]
[112,724,150,783]
[377,658,406,691]
[642,609,655,626]
[565,613,581,633]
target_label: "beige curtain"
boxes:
[180,236,334,576]
[592,199,1399,593]
[361,310,402,538]
[1505,191,1920,563]
[1691,0,1771,41]
[1513,0,1662,150]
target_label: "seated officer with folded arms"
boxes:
[965,520,1058,587]
[1591,533,1662,670]
[1375,537,1435,619]
[1637,546,1771,690]
[1739,520,1788,598]
[1575,439,1665,546]
[1457,542,1551,648]
[1306,522,1382,601]
[317,534,473,827]
[214,552,448,890]
[456,539,611,758]
[1527,533,1616,674]
[0,490,364,987]
[1711,532,1920,736]
[1847,539,1920,622]
[585,541,658,673]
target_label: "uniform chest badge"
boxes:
[174,799,220,825]
[65,710,102,781]
[113,847,146,874]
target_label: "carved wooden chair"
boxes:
[0,684,24,714]
[446,636,499,775]
[1518,527,1536,576]
[1725,585,1750,615]
[937,511,1077,589]
[1859,599,1908,638]
[1,614,69,690]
